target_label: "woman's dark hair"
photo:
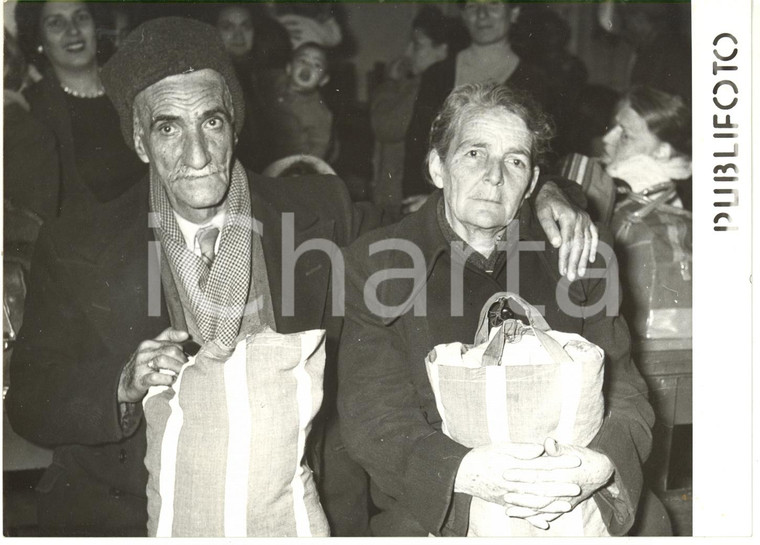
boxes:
[15,1,109,69]
[428,83,555,170]
[413,6,466,53]
[4,30,27,92]
[626,85,691,157]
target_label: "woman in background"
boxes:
[15,1,145,217]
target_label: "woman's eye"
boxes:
[510,158,524,167]
[74,11,92,24]
[466,149,481,158]
[44,17,66,32]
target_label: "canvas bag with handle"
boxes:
[143,326,330,537]
[612,182,692,341]
[424,292,609,536]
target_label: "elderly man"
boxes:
[6,17,594,537]
[338,84,656,536]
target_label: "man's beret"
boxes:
[101,17,245,150]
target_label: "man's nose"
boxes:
[183,130,212,170]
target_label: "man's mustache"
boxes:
[169,165,225,183]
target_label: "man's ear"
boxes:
[428,150,445,189]
[525,165,540,198]
[318,74,330,87]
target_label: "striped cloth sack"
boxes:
[425,293,609,536]
[143,327,330,537]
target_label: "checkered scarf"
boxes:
[150,160,252,349]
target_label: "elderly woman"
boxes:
[338,83,657,536]
[402,0,553,204]
[15,1,145,215]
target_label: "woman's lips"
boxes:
[64,41,86,52]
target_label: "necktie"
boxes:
[196,226,219,268]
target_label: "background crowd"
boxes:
[3,0,692,538]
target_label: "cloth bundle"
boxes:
[612,186,692,340]
[425,292,609,536]
[143,327,330,537]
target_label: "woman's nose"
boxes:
[66,20,82,36]
[484,160,505,186]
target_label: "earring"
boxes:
[37,45,43,54]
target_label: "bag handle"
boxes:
[474,292,550,345]
[476,293,574,366]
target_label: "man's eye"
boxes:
[206,117,224,129]
[466,149,482,158]
[508,158,526,168]
[157,125,175,135]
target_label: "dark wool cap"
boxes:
[101,17,245,149]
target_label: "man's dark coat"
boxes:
[5,171,376,535]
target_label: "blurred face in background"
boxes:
[461,1,512,46]
[601,100,663,168]
[39,1,97,71]
[408,27,448,76]
[287,45,329,93]
[217,6,255,60]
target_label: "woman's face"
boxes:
[461,1,511,46]
[408,28,447,76]
[601,101,662,167]
[39,2,97,71]
[217,6,255,60]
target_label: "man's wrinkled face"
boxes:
[287,46,328,93]
[428,106,539,242]
[461,1,512,46]
[601,101,662,168]
[133,69,237,222]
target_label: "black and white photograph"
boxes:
[1,0,753,539]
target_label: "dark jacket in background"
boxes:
[23,71,146,217]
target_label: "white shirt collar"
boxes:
[173,209,227,255]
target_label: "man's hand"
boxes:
[535,181,599,281]
[118,328,190,404]
[501,438,614,520]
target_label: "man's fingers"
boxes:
[537,209,562,249]
[565,220,584,281]
[578,232,592,278]
[154,327,190,343]
[589,224,599,263]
